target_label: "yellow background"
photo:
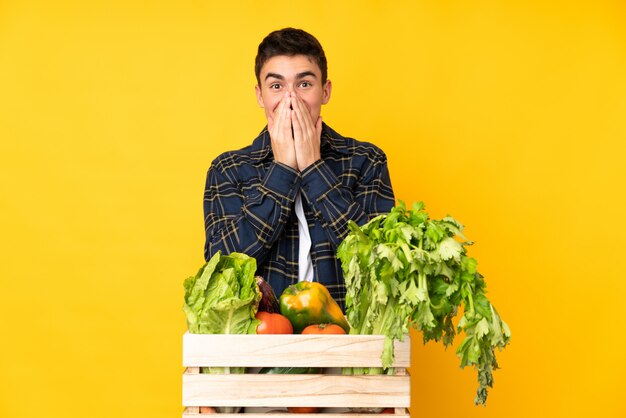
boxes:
[1,1,625,417]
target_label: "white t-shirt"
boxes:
[294,192,314,282]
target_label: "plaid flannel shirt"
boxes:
[203,123,395,310]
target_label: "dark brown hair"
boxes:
[255,28,328,85]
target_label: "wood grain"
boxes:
[182,413,410,418]
[181,333,412,417]
[182,373,410,408]
[182,333,411,368]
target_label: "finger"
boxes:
[291,94,310,139]
[296,96,313,121]
[282,106,293,140]
[316,115,322,138]
[285,109,293,140]
[294,93,314,128]
[291,103,302,139]
[272,94,288,136]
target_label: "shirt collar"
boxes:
[250,122,349,162]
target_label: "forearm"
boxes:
[204,161,300,262]
[300,159,395,247]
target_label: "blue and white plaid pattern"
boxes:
[203,123,395,310]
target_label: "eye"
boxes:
[300,81,312,88]
[269,83,281,90]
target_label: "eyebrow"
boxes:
[264,71,318,81]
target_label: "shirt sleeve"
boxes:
[300,152,395,247]
[203,160,300,262]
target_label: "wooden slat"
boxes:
[182,333,410,368]
[183,406,198,415]
[183,414,409,418]
[182,374,410,408]
[393,368,408,415]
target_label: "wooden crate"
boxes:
[182,332,411,417]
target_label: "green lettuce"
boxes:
[183,251,261,376]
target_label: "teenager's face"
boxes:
[255,54,332,123]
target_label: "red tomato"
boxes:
[199,406,216,414]
[287,407,320,413]
[380,408,395,414]
[301,323,346,334]
[256,311,293,334]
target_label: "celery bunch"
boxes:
[337,201,510,405]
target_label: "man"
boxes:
[203,28,394,309]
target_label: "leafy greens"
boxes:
[183,250,261,374]
[337,201,510,405]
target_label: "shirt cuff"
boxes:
[300,159,340,203]
[262,161,301,203]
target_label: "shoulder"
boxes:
[323,123,388,163]
[209,145,253,173]
[208,128,270,174]
[347,137,388,162]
